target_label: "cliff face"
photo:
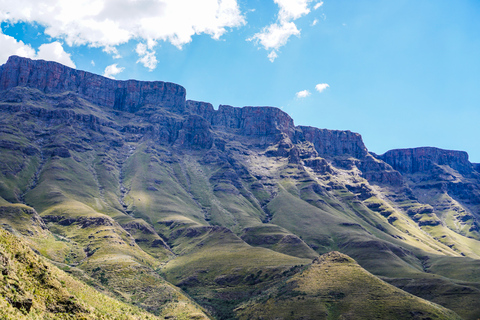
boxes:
[296,126,368,159]
[186,100,296,140]
[0,55,186,113]
[380,147,473,175]
[185,100,366,155]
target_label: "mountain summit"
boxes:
[0,56,479,319]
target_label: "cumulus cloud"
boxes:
[103,64,124,79]
[0,29,75,67]
[296,89,311,98]
[0,0,245,50]
[36,42,75,67]
[0,30,36,63]
[249,0,314,61]
[315,83,330,92]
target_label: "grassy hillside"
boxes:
[0,227,162,319]
[235,251,461,320]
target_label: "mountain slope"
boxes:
[0,56,479,319]
[0,227,162,319]
[235,251,461,320]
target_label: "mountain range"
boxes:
[0,55,479,319]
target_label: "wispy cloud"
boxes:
[249,21,300,62]
[268,50,279,62]
[103,64,124,79]
[103,46,121,59]
[315,83,330,92]
[314,1,324,10]
[296,89,311,98]
[249,0,315,62]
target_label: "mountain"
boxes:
[1,55,479,319]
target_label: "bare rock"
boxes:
[0,56,186,113]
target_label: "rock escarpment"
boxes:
[296,126,368,159]
[380,147,473,175]
[0,55,186,113]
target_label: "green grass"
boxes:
[236,251,461,320]
[240,224,318,259]
[0,228,162,320]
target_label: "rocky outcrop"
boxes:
[187,100,295,139]
[296,126,368,159]
[186,100,214,119]
[187,99,366,156]
[358,154,404,186]
[175,115,213,149]
[380,147,473,175]
[0,56,186,113]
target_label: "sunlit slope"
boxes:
[235,251,461,320]
[0,227,161,320]
[0,90,209,318]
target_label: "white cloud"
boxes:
[0,30,36,64]
[136,42,157,71]
[315,83,330,92]
[275,0,311,21]
[36,41,75,68]
[249,0,315,61]
[0,29,75,67]
[268,50,278,62]
[0,0,245,69]
[248,21,299,51]
[91,60,95,66]
[296,90,311,98]
[103,64,124,79]
[103,46,121,59]
[314,1,324,10]
[311,19,318,26]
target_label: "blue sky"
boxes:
[1,0,479,162]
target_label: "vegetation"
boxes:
[1,74,480,319]
[0,227,160,319]
[235,252,461,320]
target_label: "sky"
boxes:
[1,0,479,162]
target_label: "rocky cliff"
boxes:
[0,55,186,113]
[380,147,474,175]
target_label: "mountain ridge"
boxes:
[1,56,480,320]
